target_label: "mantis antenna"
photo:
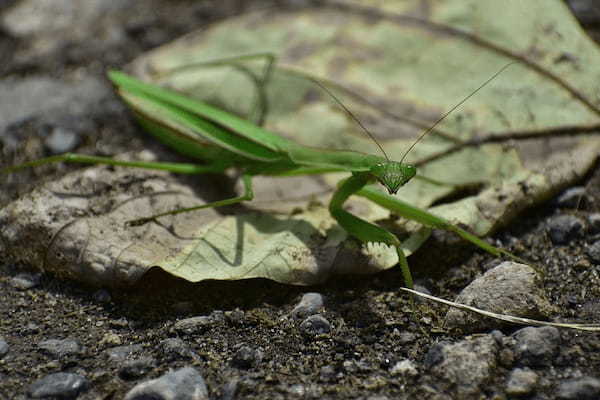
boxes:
[308,63,514,164]
[309,78,390,161]
[399,62,516,164]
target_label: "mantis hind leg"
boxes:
[1,153,228,175]
[329,173,415,288]
[127,173,255,226]
[152,52,277,126]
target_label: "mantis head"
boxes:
[370,162,416,195]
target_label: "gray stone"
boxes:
[445,262,553,332]
[119,357,156,380]
[547,215,585,245]
[586,241,600,264]
[27,372,89,399]
[10,272,41,290]
[299,314,331,336]
[557,376,600,400]
[291,292,324,318]
[0,337,8,358]
[505,367,538,396]
[105,344,144,362]
[174,316,214,334]
[424,334,499,398]
[319,365,336,382]
[390,359,418,377]
[512,326,560,367]
[160,338,193,361]
[124,367,209,400]
[231,345,263,369]
[38,338,83,358]
[44,126,80,154]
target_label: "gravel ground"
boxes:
[1,1,600,399]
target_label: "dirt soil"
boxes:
[1,1,600,399]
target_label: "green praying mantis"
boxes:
[1,60,518,290]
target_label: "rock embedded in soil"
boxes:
[124,366,209,400]
[105,344,144,362]
[231,345,264,369]
[547,215,585,245]
[512,326,560,367]
[37,338,84,358]
[159,338,195,361]
[390,359,418,377]
[586,241,600,264]
[444,262,553,332]
[299,314,331,336]
[424,334,499,398]
[556,376,600,400]
[118,356,156,380]
[0,337,8,359]
[291,292,324,318]
[9,272,41,290]
[173,316,214,335]
[505,367,539,397]
[27,372,89,399]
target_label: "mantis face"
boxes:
[370,162,416,195]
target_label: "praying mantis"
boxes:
[0,60,518,290]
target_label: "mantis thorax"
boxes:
[370,162,416,195]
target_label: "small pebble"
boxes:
[231,345,263,369]
[44,126,80,154]
[586,241,600,264]
[124,367,209,400]
[99,332,122,347]
[299,314,331,336]
[557,376,600,400]
[397,331,417,344]
[38,338,83,358]
[291,292,324,318]
[119,357,155,380]
[27,372,89,399]
[425,334,499,397]
[24,323,40,335]
[547,215,585,245]
[390,359,418,377]
[512,326,560,367]
[319,365,336,382]
[105,344,144,362]
[160,338,193,360]
[505,368,538,396]
[109,318,129,329]
[10,272,41,290]
[174,316,214,334]
[0,337,9,359]
[225,309,245,325]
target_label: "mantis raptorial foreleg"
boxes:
[329,172,415,288]
[356,185,518,260]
